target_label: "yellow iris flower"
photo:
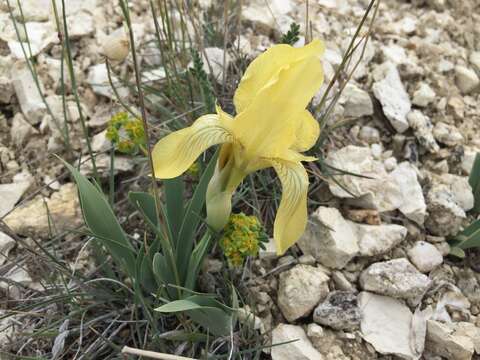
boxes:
[152,40,325,254]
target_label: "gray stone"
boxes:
[352,222,407,257]
[407,241,443,273]
[372,62,411,133]
[455,65,479,94]
[359,291,423,359]
[298,207,359,269]
[277,264,329,322]
[271,324,324,360]
[407,110,439,153]
[313,291,360,330]
[359,258,431,300]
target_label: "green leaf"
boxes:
[129,192,159,229]
[176,152,217,283]
[137,244,157,294]
[469,153,480,213]
[449,246,466,258]
[61,159,136,277]
[184,233,212,291]
[155,295,233,336]
[164,178,185,242]
[451,219,480,250]
[153,253,177,299]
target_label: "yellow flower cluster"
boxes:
[106,112,146,154]
[219,213,267,266]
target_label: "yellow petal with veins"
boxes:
[291,110,320,152]
[233,55,324,158]
[234,39,325,114]
[270,159,309,255]
[152,114,233,179]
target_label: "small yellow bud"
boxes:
[102,28,130,62]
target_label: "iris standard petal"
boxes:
[291,110,320,152]
[233,55,324,159]
[152,114,233,179]
[234,39,325,113]
[270,159,309,255]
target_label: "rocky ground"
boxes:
[1,0,480,359]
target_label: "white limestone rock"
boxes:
[412,83,436,107]
[80,154,135,177]
[359,258,431,300]
[201,47,231,81]
[351,222,407,257]
[10,113,37,147]
[3,183,82,238]
[271,324,324,360]
[91,130,111,153]
[407,241,443,273]
[425,320,476,360]
[0,232,15,266]
[339,83,373,118]
[433,122,464,146]
[277,264,329,322]
[455,65,479,94]
[391,162,427,225]
[425,183,466,237]
[11,61,47,124]
[0,177,32,218]
[0,0,51,21]
[358,125,380,144]
[0,56,15,104]
[432,174,475,211]
[470,52,480,73]
[325,146,403,212]
[8,22,58,59]
[372,62,411,133]
[298,207,359,269]
[65,12,95,39]
[359,291,423,359]
[407,110,439,153]
[87,63,129,100]
[242,0,293,35]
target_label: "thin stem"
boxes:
[119,0,181,295]
[60,0,100,183]
[122,346,196,360]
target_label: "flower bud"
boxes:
[102,28,129,62]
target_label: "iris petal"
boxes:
[292,110,320,152]
[234,39,325,114]
[152,114,233,179]
[233,55,324,158]
[270,159,309,255]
